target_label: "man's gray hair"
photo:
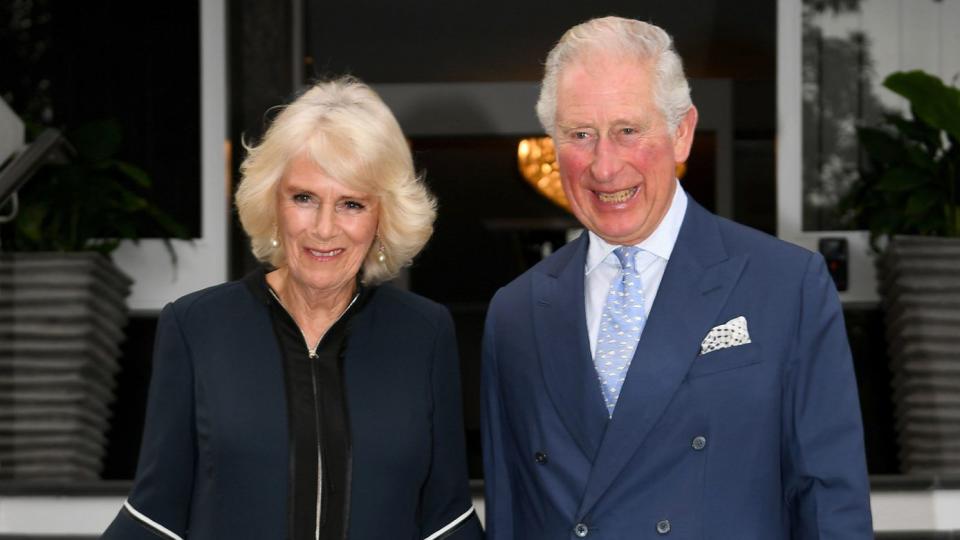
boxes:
[535,16,692,136]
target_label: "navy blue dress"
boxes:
[102,270,482,539]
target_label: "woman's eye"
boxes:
[292,193,313,206]
[340,200,366,211]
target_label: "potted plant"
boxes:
[0,118,187,481]
[843,70,960,473]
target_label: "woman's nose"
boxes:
[312,204,338,238]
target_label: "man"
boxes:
[481,16,873,539]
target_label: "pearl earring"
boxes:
[377,242,386,264]
[270,237,279,248]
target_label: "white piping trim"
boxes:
[123,500,184,540]
[423,507,475,540]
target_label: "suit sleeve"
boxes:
[101,304,196,539]
[782,253,873,538]
[418,308,484,540]
[480,292,514,540]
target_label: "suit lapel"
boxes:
[532,233,609,461]
[577,200,748,516]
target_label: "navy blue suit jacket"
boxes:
[102,276,481,539]
[481,198,873,539]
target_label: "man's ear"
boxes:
[672,105,698,163]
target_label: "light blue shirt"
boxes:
[584,181,688,357]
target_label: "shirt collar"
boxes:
[584,180,688,275]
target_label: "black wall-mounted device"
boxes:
[818,237,849,292]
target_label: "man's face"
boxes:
[554,54,697,245]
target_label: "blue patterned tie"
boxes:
[594,246,646,416]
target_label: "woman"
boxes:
[102,77,483,540]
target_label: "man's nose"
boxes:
[589,136,624,182]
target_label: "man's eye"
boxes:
[572,131,591,140]
[621,127,637,135]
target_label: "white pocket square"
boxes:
[700,316,751,355]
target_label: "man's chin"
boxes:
[591,226,648,246]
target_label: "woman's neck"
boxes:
[266,268,357,348]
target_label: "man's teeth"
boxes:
[597,187,637,203]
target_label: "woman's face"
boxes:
[275,153,379,296]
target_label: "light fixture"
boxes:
[517,137,569,211]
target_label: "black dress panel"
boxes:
[265,277,366,540]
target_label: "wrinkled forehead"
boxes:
[559,44,655,78]
[555,55,659,120]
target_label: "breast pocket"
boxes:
[686,342,762,379]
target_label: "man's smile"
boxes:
[595,186,639,204]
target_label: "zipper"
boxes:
[309,352,321,540]
[268,287,357,540]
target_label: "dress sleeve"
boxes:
[479,291,513,540]
[101,303,197,539]
[781,253,874,538]
[418,308,484,540]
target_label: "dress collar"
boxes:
[242,265,368,308]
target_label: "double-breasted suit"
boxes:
[481,197,873,539]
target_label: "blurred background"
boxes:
[2,0,959,536]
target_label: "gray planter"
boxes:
[0,252,131,481]
[879,236,960,473]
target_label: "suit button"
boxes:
[691,435,707,450]
[534,451,548,464]
[573,523,589,537]
[656,519,671,534]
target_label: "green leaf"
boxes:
[858,126,906,164]
[118,191,150,212]
[884,114,942,152]
[905,144,938,172]
[884,71,960,141]
[905,191,938,218]
[877,168,929,192]
[114,161,152,188]
[68,119,123,162]
[9,115,190,263]
[113,221,139,240]
[86,239,120,254]
[15,204,46,242]
[147,207,191,239]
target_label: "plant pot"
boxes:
[0,252,131,481]
[879,236,960,473]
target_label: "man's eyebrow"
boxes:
[555,121,592,131]
[611,117,653,129]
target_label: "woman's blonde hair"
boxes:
[235,76,436,284]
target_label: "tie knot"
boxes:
[613,246,641,272]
